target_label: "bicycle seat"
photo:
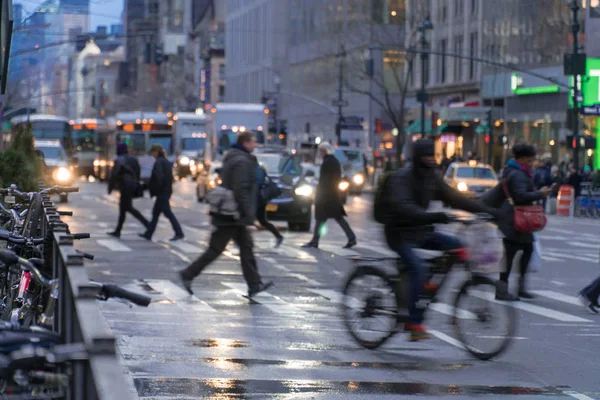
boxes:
[0,330,61,353]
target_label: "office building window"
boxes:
[219,64,225,79]
[471,0,478,15]
[438,39,447,83]
[168,0,184,33]
[383,50,404,93]
[454,35,463,82]
[218,85,225,102]
[469,32,478,79]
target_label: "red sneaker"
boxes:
[404,323,432,341]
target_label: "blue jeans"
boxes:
[145,195,184,238]
[388,232,463,324]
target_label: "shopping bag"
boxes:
[529,233,542,273]
[465,223,504,274]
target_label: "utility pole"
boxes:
[487,108,493,165]
[570,0,582,169]
[417,17,433,144]
[335,46,346,146]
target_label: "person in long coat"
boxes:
[302,142,357,249]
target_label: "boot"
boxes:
[518,277,536,300]
[496,280,519,301]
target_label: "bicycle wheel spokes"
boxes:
[453,277,516,360]
[342,267,398,349]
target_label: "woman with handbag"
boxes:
[254,156,284,247]
[496,144,552,301]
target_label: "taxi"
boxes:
[443,160,498,198]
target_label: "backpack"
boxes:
[373,172,393,224]
[205,186,240,222]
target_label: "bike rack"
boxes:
[40,184,136,400]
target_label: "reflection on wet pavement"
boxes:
[134,377,567,398]
[190,338,249,348]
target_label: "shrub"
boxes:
[0,123,44,191]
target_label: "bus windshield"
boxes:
[37,146,67,161]
[26,121,70,140]
[181,137,205,151]
[120,134,146,156]
[149,134,173,155]
[72,128,96,152]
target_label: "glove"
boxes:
[431,212,451,224]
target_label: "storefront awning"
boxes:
[406,119,434,135]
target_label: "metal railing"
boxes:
[39,186,136,400]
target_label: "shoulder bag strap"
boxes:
[502,179,514,206]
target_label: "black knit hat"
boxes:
[512,143,536,158]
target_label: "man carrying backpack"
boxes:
[178,132,273,298]
[375,139,499,341]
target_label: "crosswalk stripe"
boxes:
[362,245,398,257]
[429,303,477,319]
[306,289,363,309]
[541,255,564,262]
[168,241,203,253]
[145,279,216,313]
[221,282,309,315]
[545,251,596,263]
[470,290,592,323]
[532,290,583,306]
[96,239,132,252]
[318,244,359,257]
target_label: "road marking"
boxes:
[428,329,466,350]
[145,279,215,313]
[429,303,476,319]
[545,251,597,263]
[318,244,360,257]
[221,282,308,315]
[364,245,398,257]
[551,281,568,287]
[476,336,528,340]
[532,290,582,306]
[541,255,564,262]
[289,273,321,286]
[470,290,592,323]
[170,249,191,263]
[96,239,132,252]
[306,289,363,308]
[96,222,109,228]
[563,390,596,400]
[570,242,600,249]
[167,241,203,253]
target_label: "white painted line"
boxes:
[365,245,398,257]
[428,329,466,350]
[563,390,596,400]
[170,249,191,263]
[476,336,528,340]
[574,334,600,337]
[221,282,308,315]
[168,241,203,253]
[546,227,578,235]
[96,222,109,228]
[319,244,360,257]
[541,255,564,262]
[545,252,597,263]
[538,235,571,241]
[429,303,476,319]
[289,273,321,286]
[551,281,568,287]
[470,290,592,323]
[145,279,215,313]
[570,242,600,249]
[277,245,316,261]
[532,290,582,306]
[306,289,363,309]
[96,239,132,252]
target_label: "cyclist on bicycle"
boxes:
[383,139,499,341]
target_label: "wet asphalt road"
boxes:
[61,177,600,400]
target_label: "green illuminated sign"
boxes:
[511,73,560,96]
[569,58,600,108]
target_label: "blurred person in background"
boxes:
[139,144,184,241]
[108,143,149,238]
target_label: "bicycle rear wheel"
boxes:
[341,266,399,349]
[453,275,516,360]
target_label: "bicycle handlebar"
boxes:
[92,282,152,307]
[70,233,90,240]
[0,250,53,287]
[42,186,79,195]
[0,230,44,245]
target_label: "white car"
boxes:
[35,140,73,202]
[196,162,223,202]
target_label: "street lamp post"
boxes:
[570,0,582,170]
[274,72,281,144]
[417,17,433,143]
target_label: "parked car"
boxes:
[196,161,222,202]
[257,153,313,232]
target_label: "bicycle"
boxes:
[341,214,516,360]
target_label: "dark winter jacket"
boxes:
[385,165,497,243]
[148,155,174,198]
[215,145,258,226]
[533,165,552,189]
[482,160,543,243]
[108,155,141,195]
[315,154,346,220]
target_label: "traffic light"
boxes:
[485,134,490,144]
[154,44,164,65]
[498,134,508,145]
[145,43,152,64]
[375,118,382,134]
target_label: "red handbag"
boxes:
[502,180,547,233]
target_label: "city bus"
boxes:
[205,103,268,160]
[173,111,207,178]
[69,118,103,177]
[9,114,72,155]
[93,112,173,182]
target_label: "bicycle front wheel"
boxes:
[341,266,399,350]
[453,275,516,360]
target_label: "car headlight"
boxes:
[190,159,195,165]
[179,156,190,166]
[352,174,364,185]
[457,182,468,192]
[209,179,216,188]
[295,185,313,197]
[56,167,71,182]
[339,181,350,191]
[93,160,100,167]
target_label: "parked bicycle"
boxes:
[341,214,515,360]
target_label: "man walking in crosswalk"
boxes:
[178,131,273,298]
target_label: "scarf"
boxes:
[507,159,533,178]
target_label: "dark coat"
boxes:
[148,155,174,198]
[315,154,346,220]
[483,163,543,243]
[214,146,258,226]
[108,155,141,195]
[385,165,498,243]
